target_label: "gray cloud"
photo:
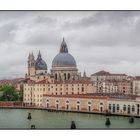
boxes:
[0,22,17,43]
[0,11,140,79]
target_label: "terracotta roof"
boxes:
[36,80,48,84]
[25,79,92,85]
[91,70,127,76]
[91,70,110,76]
[135,76,140,80]
[24,78,37,84]
[53,80,93,84]
[103,79,131,83]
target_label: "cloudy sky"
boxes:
[1,11,140,79]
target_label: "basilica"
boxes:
[23,38,140,117]
[23,38,95,106]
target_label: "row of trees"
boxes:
[0,85,23,101]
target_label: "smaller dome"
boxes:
[35,51,47,70]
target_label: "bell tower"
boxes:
[28,52,36,77]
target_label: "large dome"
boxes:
[35,51,47,70]
[52,38,77,68]
[52,53,76,67]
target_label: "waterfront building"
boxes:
[95,79,132,94]
[132,76,140,95]
[91,71,132,94]
[91,70,128,82]
[42,93,140,116]
[23,38,140,117]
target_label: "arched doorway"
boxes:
[67,104,69,110]
[47,103,49,108]
[66,100,69,110]
[88,106,91,111]
[77,105,80,111]
[56,104,59,109]
[100,107,103,112]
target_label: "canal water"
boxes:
[0,109,140,129]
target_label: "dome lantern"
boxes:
[60,38,68,53]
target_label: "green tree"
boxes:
[0,85,18,101]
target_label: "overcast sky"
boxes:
[1,11,140,79]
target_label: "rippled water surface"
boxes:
[0,109,140,129]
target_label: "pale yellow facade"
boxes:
[132,79,140,95]
[23,79,96,107]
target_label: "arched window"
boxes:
[64,73,66,80]
[68,73,70,80]
[132,105,135,112]
[117,104,119,111]
[88,101,91,105]
[128,105,130,114]
[55,73,57,80]
[113,104,115,113]
[123,105,126,111]
[66,100,69,104]
[109,104,111,110]
[56,100,59,103]
[77,101,80,105]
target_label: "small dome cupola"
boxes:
[35,50,47,70]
